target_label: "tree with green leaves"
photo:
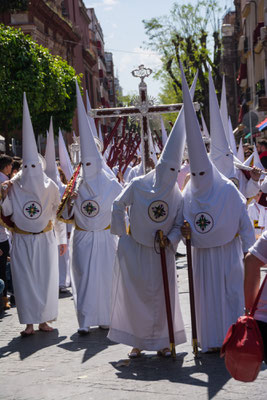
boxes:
[0,24,81,148]
[0,1,29,13]
[143,0,222,127]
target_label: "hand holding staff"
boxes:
[182,221,198,357]
[156,230,176,359]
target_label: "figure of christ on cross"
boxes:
[89,65,199,174]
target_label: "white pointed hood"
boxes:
[220,75,230,145]
[209,70,235,179]
[252,144,264,170]
[126,72,197,248]
[18,92,47,191]
[236,138,245,162]
[45,118,61,187]
[181,64,246,248]
[155,71,198,190]
[76,81,102,178]
[22,93,39,165]
[58,129,73,181]
[220,78,237,156]
[243,144,265,172]
[73,81,122,231]
[201,111,210,138]
[160,116,168,146]
[228,117,237,155]
[86,90,98,138]
[9,93,57,233]
[180,67,212,196]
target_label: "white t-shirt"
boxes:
[249,230,267,323]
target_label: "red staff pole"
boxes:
[102,117,122,154]
[153,129,163,151]
[157,230,176,358]
[121,139,141,176]
[184,222,198,357]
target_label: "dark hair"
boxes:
[11,160,22,173]
[259,140,267,149]
[0,155,13,171]
[261,156,267,169]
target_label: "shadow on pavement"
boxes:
[0,309,14,322]
[58,290,73,299]
[0,329,67,360]
[110,351,233,399]
[58,327,116,364]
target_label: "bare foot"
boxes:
[20,324,35,337]
[39,322,53,332]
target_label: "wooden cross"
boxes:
[89,65,198,174]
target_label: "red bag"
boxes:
[220,275,266,382]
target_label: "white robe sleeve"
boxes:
[237,170,259,198]
[111,182,134,236]
[238,202,256,253]
[61,202,74,220]
[1,195,13,216]
[167,198,184,252]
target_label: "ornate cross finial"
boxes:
[131,65,152,82]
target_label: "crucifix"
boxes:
[89,64,198,174]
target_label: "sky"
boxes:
[84,0,234,98]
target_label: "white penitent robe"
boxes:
[59,224,72,289]
[108,179,186,350]
[58,184,71,289]
[63,173,122,329]
[1,178,65,324]
[70,228,118,327]
[184,192,255,353]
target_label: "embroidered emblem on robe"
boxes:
[148,200,169,223]
[194,212,213,233]
[23,201,42,219]
[81,200,99,217]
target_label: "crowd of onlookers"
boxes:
[0,154,22,311]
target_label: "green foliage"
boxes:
[143,0,222,126]
[0,24,81,137]
[0,1,29,13]
[116,92,138,107]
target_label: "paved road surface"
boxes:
[0,243,266,399]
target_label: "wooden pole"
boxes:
[185,222,198,357]
[102,117,122,154]
[157,230,176,358]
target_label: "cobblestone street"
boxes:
[1,243,266,400]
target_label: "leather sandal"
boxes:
[128,348,142,358]
[157,348,171,357]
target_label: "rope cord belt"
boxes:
[75,224,110,231]
[14,220,53,235]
